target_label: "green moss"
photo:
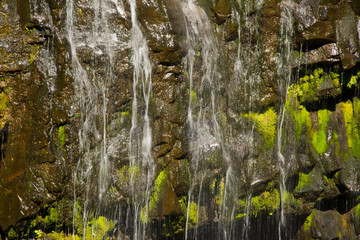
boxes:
[311,109,331,155]
[44,231,81,240]
[187,89,197,103]
[215,178,225,208]
[303,213,313,233]
[58,125,66,147]
[285,94,311,142]
[188,201,198,224]
[251,188,280,216]
[210,178,217,194]
[149,169,168,213]
[29,45,40,64]
[84,216,114,240]
[339,99,360,158]
[243,107,278,149]
[283,191,301,210]
[355,204,360,226]
[294,172,311,192]
[116,165,140,184]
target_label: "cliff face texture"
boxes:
[1,0,360,239]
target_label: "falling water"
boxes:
[277,1,294,239]
[182,2,222,239]
[127,0,155,238]
[233,0,265,238]
[66,0,121,237]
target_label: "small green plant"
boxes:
[29,45,40,64]
[58,125,66,147]
[251,188,280,216]
[34,229,44,239]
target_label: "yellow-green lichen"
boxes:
[243,107,278,149]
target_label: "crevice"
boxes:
[301,39,336,52]
[314,192,360,213]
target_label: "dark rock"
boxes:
[297,209,358,240]
[335,2,360,69]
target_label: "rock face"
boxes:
[0,0,360,239]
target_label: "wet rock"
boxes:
[300,43,340,65]
[213,0,232,24]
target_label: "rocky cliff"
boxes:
[0,0,360,239]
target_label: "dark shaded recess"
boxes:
[0,122,9,168]
[16,0,30,28]
[0,226,6,240]
[245,212,308,240]
[301,38,335,52]
[285,173,300,193]
[314,192,360,213]
[302,95,339,112]
[150,219,222,240]
[148,212,308,240]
